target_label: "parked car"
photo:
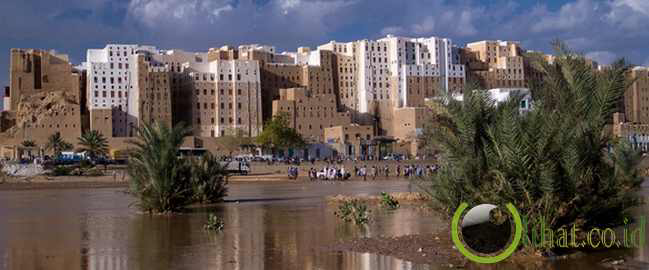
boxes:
[220,161,250,175]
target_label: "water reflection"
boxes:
[0,181,647,270]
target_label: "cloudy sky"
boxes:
[2,0,649,96]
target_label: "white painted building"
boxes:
[86,44,158,136]
[318,35,466,113]
[453,88,532,113]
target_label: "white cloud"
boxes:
[564,37,592,50]
[409,10,477,37]
[613,0,649,16]
[607,0,649,29]
[128,0,235,27]
[585,51,617,65]
[380,26,404,35]
[411,16,435,35]
[532,0,600,32]
[455,10,477,36]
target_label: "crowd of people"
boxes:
[288,164,439,181]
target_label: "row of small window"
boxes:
[368,82,390,88]
[196,89,243,96]
[93,76,128,84]
[339,67,357,73]
[108,62,129,70]
[343,134,372,141]
[194,73,253,81]
[93,103,127,109]
[26,123,76,129]
[199,117,242,124]
[108,48,131,57]
[371,94,390,100]
[94,91,128,98]
[197,102,242,110]
[340,81,356,88]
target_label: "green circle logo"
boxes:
[451,202,523,264]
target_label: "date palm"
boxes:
[45,132,73,158]
[77,130,109,160]
[127,121,194,213]
[421,42,644,252]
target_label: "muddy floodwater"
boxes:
[0,180,647,270]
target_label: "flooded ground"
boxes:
[0,180,647,270]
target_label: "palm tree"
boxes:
[127,121,194,213]
[77,130,109,160]
[188,152,228,204]
[421,42,644,252]
[45,132,73,158]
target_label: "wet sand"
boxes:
[0,160,434,191]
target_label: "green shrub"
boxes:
[189,153,229,204]
[335,199,370,225]
[204,213,225,231]
[128,122,197,213]
[51,166,72,176]
[127,122,229,213]
[420,43,644,252]
[380,192,400,209]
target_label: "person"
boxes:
[371,165,377,180]
[361,166,367,181]
[396,165,401,177]
[340,166,347,180]
[354,166,359,177]
[384,165,390,177]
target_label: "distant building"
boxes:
[462,40,528,89]
[325,124,374,158]
[453,88,532,113]
[623,67,649,124]
[86,44,158,136]
[272,87,350,142]
[318,35,466,113]
[2,49,84,145]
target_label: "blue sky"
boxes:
[2,0,649,102]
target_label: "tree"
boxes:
[420,42,644,252]
[218,128,254,155]
[77,130,109,160]
[45,132,73,158]
[256,113,305,151]
[188,152,228,203]
[127,122,229,213]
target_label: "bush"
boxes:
[380,192,400,209]
[127,122,229,213]
[335,199,370,225]
[189,153,229,204]
[420,44,644,252]
[204,213,225,231]
[50,166,72,176]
